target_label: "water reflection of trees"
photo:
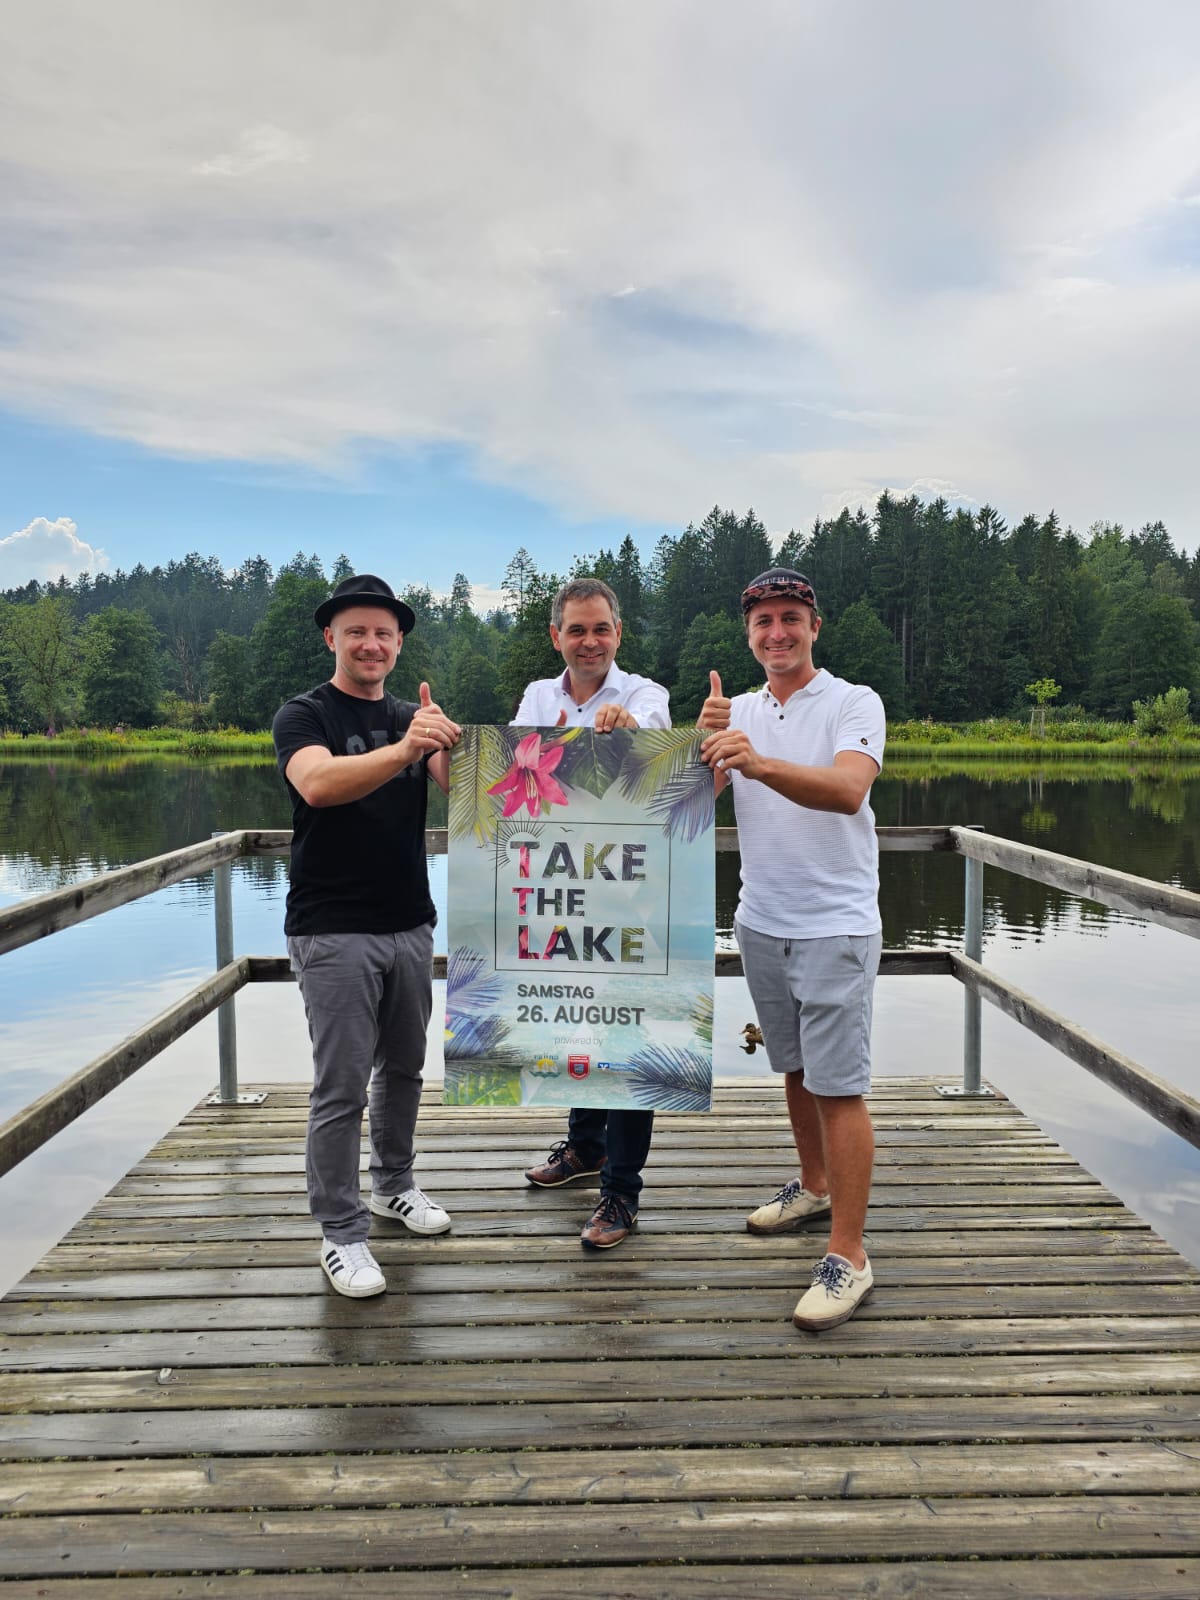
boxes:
[0,762,292,894]
[4,761,1198,950]
[1130,774,1188,826]
[872,771,1200,947]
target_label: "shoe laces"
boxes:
[811,1255,852,1295]
[546,1140,575,1168]
[338,1241,377,1273]
[772,1179,804,1206]
[592,1194,635,1228]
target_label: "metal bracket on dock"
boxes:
[206,1089,269,1106]
[935,1082,996,1099]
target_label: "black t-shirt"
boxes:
[272,681,435,937]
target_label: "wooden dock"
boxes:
[2,1078,1200,1596]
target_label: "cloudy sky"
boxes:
[2,0,1199,600]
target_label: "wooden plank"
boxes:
[55,1205,1158,1245]
[953,824,1200,937]
[0,960,250,1178]
[74,1183,1121,1222]
[34,1226,1171,1273]
[1,1561,1196,1600]
[7,1312,1200,1373]
[110,1161,1097,1195]
[953,950,1200,1148]
[1,1281,1197,1340]
[251,947,954,982]
[6,1351,1199,1413]
[8,1250,1189,1306]
[6,1392,1200,1461]
[0,834,243,958]
[3,1495,1200,1574]
[2,1439,1196,1515]
[128,1142,1064,1173]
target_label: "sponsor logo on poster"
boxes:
[568,1054,590,1079]
[531,1057,559,1076]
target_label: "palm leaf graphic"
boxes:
[618,729,705,808]
[644,765,715,842]
[554,727,631,797]
[626,1044,712,1111]
[690,992,714,1046]
[445,946,511,1060]
[449,725,521,844]
[446,946,506,1011]
[444,1067,522,1107]
[444,1015,511,1060]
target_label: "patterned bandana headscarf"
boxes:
[740,568,819,617]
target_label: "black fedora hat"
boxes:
[314,573,416,634]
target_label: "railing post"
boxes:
[939,833,994,1098]
[207,832,266,1107]
[962,853,984,1091]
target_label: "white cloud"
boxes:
[0,518,109,588]
[464,583,507,616]
[1,3,1200,547]
[194,123,310,178]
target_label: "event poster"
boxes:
[444,725,715,1111]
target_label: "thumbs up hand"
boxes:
[555,708,568,727]
[402,681,461,762]
[697,669,731,731]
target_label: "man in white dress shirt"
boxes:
[511,579,669,732]
[517,578,671,1249]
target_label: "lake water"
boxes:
[2,755,1199,1291]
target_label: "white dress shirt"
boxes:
[512,662,670,729]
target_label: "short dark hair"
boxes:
[552,578,621,629]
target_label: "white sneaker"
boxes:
[746,1179,832,1235]
[369,1185,451,1235]
[792,1252,873,1331]
[320,1238,385,1298]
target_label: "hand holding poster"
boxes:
[445,726,715,1111]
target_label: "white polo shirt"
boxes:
[513,662,670,729]
[729,669,885,939]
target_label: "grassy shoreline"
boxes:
[3,717,1200,764]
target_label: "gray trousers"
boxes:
[288,925,434,1243]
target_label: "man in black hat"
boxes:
[272,574,461,1298]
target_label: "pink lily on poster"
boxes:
[487,732,569,819]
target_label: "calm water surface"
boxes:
[1,756,1198,1291]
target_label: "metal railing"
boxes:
[2,824,1198,1177]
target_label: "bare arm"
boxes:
[285,685,460,808]
[699,736,878,814]
[428,748,451,795]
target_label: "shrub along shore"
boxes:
[3,715,1200,762]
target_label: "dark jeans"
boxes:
[567,1107,655,1203]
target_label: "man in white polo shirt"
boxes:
[698,568,885,1331]
[517,577,671,1250]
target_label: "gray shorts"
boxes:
[736,922,882,1096]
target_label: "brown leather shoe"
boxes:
[524,1141,604,1187]
[580,1194,638,1250]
